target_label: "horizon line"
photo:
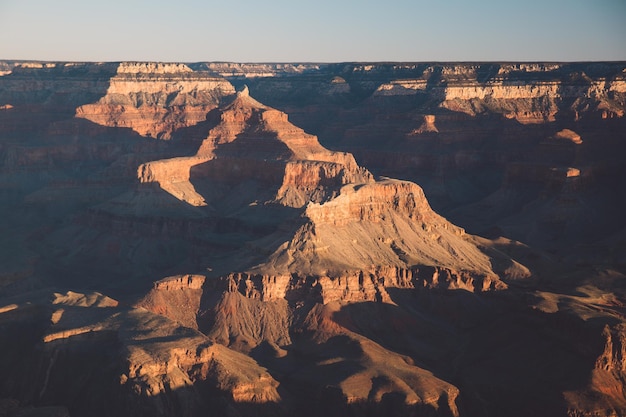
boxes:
[2,58,626,65]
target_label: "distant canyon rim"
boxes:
[0,60,625,417]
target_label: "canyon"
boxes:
[0,60,625,417]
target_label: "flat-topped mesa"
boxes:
[304,180,445,226]
[441,76,626,122]
[439,81,561,123]
[137,275,207,329]
[152,274,206,291]
[75,62,235,139]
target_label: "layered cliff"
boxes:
[136,86,372,209]
[0,289,281,417]
[75,62,235,139]
[252,179,501,281]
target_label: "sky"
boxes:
[0,0,625,62]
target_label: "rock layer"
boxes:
[1,60,626,417]
[76,62,234,139]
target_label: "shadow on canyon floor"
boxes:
[330,287,608,417]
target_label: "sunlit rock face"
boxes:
[0,61,625,417]
[76,62,235,139]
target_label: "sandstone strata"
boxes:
[76,62,234,138]
[137,86,372,208]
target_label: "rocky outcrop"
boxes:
[195,86,356,163]
[152,274,206,291]
[409,114,438,134]
[275,157,372,207]
[76,63,234,139]
[560,324,626,416]
[138,275,206,329]
[221,264,503,308]
[374,79,428,96]
[137,87,372,208]
[553,128,582,144]
[0,289,281,417]
[223,273,292,302]
[595,325,626,374]
[250,179,502,281]
[122,331,281,406]
[136,156,209,206]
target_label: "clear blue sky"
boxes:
[0,0,624,62]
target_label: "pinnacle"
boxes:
[227,84,267,110]
[237,85,250,97]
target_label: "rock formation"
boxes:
[75,62,234,139]
[1,60,626,417]
[410,114,438,134]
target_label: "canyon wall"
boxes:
[1,61,626,417]
[75,62,234,138]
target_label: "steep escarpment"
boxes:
[239,62,626,120]
[251,179,501,282]
[76,62,235,139]
[136,86,372,209]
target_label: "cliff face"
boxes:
[257,179,500,280]
[76,62,235,139]
[438,77,626,123]
[136,87,372,209]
